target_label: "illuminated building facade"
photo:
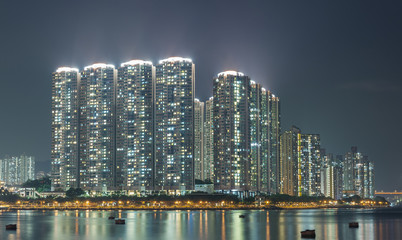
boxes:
[194,99,204,180]
[154,57,195,192]
[320,152,344,199]
[343,147,374,198]
[249,81,262,191]
[268,92,281,193]
[259,89,270,193]
[79,64,117,191]
[0,155,35,186]
[361,157,375,199]
[213,71,251,193]
[343,146,361,196]
[279,126,301,196]
[299,134,321,196]
[333,155,344,200]
[51,67,80,190]
[116,60,154,191]
[320,150,335,198]
[203,97,214,181]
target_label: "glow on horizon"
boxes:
[121,60,153,67]
[159,57,192,64]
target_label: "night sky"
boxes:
[0,1,401,191]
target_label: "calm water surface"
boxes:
[0,209,401,240]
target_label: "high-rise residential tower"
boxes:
[194,99,204,180]
[51,67,80,190]
[299,134,321,196]
[279,126,301,196]
[259,89,270,193]
[203,97,214,181]
[79,63,117,191]
[361,157,375,199]
[343,147,375,198]
[154,57,195,192]
[0,155,35,186]
[249,81,262,191]
[213,71,251,193]
[333,155,344,200]
[343,146,361,196]
[116,60,155,192]
[268,93,281,194]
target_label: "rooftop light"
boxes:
[84,63,115,70]
[159,57,192,64]
[56,67,79,73]
[121,60,153,67]
[217,71,244,77]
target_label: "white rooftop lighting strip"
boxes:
[56,67,79,73]
[121,60,153,67]
[217,71,244,77]
[84,63,115,70]
[159,57,192,64]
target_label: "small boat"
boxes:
[6,224,17,230]
[108,216,115,220]
[301,229,316,238]
[115,219,125,224]
[349,222,359,228]
[239,215,246,218]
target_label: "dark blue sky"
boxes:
[0,1,401,191]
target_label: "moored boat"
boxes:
[108,216,115,220]
[115,219,125,224]
[349,222,359,228]
[6,224,17,230]
[239,215,246,218]
[301,229,315,238]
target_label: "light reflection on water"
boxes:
[0,209,401,240]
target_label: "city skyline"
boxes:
[1,1,401,192]
[49,59,374,200]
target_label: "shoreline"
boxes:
[1,205,387,211]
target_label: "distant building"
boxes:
[194,184,214,194]
[36,171,46,180]
[343,147,374,198]
[320,152,344,200]
[333,155,344,200]
[0,155,35,186]
[320,150,334,199]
